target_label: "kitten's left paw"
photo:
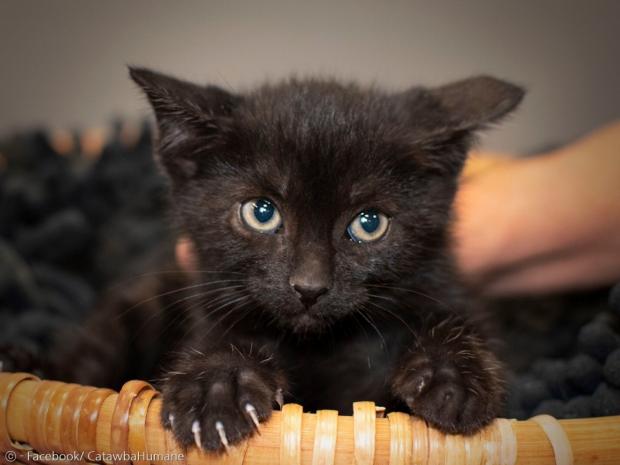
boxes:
[391,350,504,434]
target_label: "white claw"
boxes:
[275,388,284,409]
[168,413,175,428]
[245,403,261,431]
[191,420,202,449]
[215,421,230,451]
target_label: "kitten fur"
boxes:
[32,70,523,452]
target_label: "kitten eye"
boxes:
[347,209,389,243]
[240,198,282,234]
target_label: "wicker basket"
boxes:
[1,372,618,465]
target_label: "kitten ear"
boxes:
[129,66,240,178]
[429,75,524,131]
[402,76,524,175]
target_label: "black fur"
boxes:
[29,70,524,452]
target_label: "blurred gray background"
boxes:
[1,0,618,152]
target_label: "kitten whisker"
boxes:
[172,289,246,335]
[128,284,248,340]
[114,278,249,321]
[107,270,246,293]
[180,293,252,340]
[207,295,253,335]
[364,297,416,336]
[355,306,387,350]
[154,286,249,342]
[230,343,246,359]
[219,303,254,339]
[365,283,453,310]
[350,311,370,340]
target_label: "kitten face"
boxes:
[130,70,523,332]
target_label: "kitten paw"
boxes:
[392,350,504,434]
[161,356,285,452]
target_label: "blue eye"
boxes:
[240,198,282,234]
[254,199,275,223]
[347,209,389,243]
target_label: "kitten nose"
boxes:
[290,241,332,307]
[291,281,329,306]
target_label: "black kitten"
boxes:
[46,69,523,452]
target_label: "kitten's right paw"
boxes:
[161,358,285,453]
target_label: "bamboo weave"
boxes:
[1,372,619,465]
